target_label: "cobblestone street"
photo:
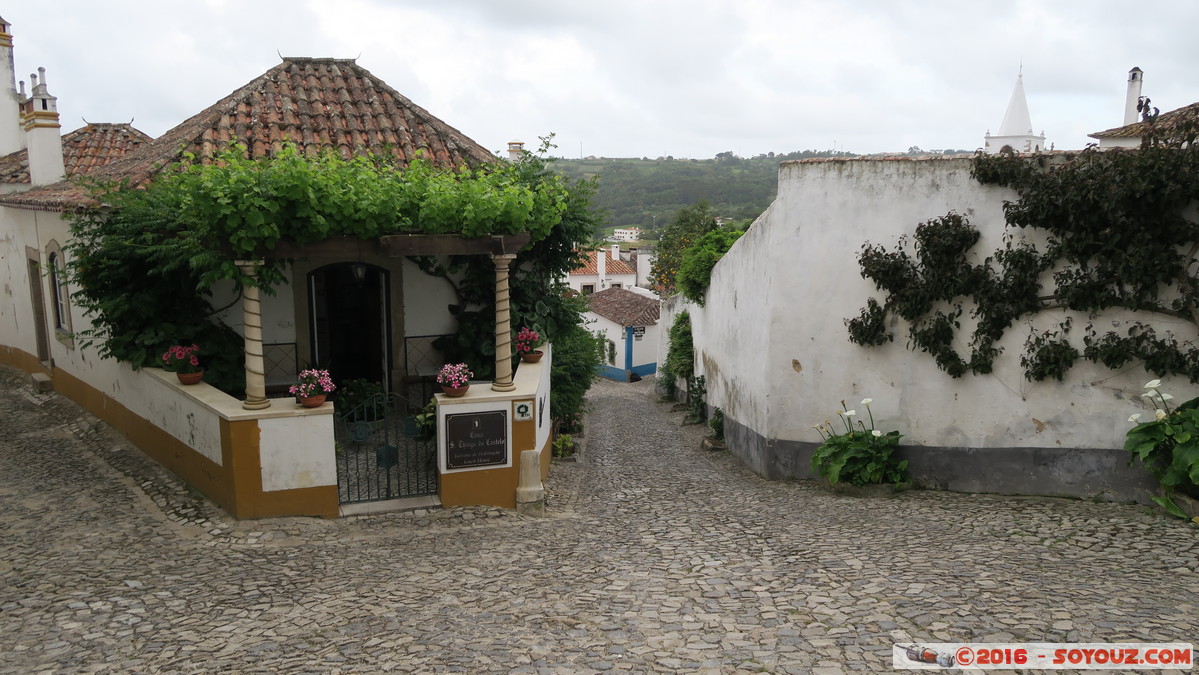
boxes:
[1,366,1197,673]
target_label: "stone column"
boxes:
[491,253,517,392]
[237,261,271,410]
[515,449,545,516]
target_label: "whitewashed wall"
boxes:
[259,413,336,491]
[699,156,1199,454]
[0,207,40,357]
[403,257,460,337]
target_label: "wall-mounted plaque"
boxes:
[444,410,508,470]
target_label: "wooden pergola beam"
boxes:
[269,233,532,259]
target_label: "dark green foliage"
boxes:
[686,375,707,425]
[660,311,695,397]
[1125,390,1199,517]
[849,129,1199,382]
[677,228,744,305]
[709,407,725,440]
[549,324,605,434]
[650,202,718,294]
[1020,321,1080,382]
[811,402,908,486]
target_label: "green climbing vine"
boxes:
[847,113,1199,382]
[65,140,582,400]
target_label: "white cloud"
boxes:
[4,0,1199,158]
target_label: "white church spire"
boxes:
[984,69,1047,154]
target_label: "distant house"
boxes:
[585,287,660,381]
[612,227,642,241]
[568,246,637,294]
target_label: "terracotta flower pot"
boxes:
[176,370,204,385]
[520,350,544,363]
[299,394,327,408]
[441,384,470,397]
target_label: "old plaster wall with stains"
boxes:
[661,155,1189,501]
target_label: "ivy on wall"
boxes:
[847,114,1199,382]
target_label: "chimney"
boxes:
[596,248,606,290]
[611,244,621,262]
[507,140,524,162]
[0,16,23,156]
[23,66,64,185]
[1124,67,1143,126]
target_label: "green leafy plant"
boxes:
[335,379,386,422]
[709,407,725,440]
[650,201,719,294]
[552,433,575,458]
[660,310,694,398]
[811,398,908,486]
[1123,379,1199,519]
[412,397,438,442]
[677,228,744,305]
[685,375,707,424]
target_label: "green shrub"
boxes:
[811,398,908,486]
[1124,380,1199,518]
[677,228,744,306]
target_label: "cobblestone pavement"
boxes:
[2,367,1197,674]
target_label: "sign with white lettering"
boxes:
[633,326,645,341]
[444,410,508,470]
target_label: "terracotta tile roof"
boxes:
[1089,101,1199,140]
[586,287,660,327]
[0,57,496,211]
[0,122,151,184]
[570,248,637,276]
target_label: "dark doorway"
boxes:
[308,263,391,390]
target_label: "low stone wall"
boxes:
[722,412,1159,504]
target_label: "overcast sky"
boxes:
[6,1,1199,159]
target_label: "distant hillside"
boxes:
[550,148,973,236]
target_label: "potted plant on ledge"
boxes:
[162,344,203,385]
[515,326,544,363]
[437,363,473,397]
[290,369,336,408]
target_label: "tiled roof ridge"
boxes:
[586,286,660,327]
[570,248,637,276]
[0,57,497,210]
[0,121,152,185]
[1089,101,1199,139]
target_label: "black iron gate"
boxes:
[334,392,438,504]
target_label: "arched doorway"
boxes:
[308,262,391,391]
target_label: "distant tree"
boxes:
[650,200,718,294]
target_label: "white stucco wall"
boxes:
[700,156,1199,451]
[567,271,637,294]
[403,257,460,337]
[586,313,626,369]
[0,206,41,357]
[259,413,336,491]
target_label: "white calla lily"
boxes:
[841,410,856,417]
[861,398,873,406]
[1145,379,1162,389]
[1161,393,1175,401]
[872,429,882,437]
[1128,414,1142,422]
[1155,409,1167,420]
